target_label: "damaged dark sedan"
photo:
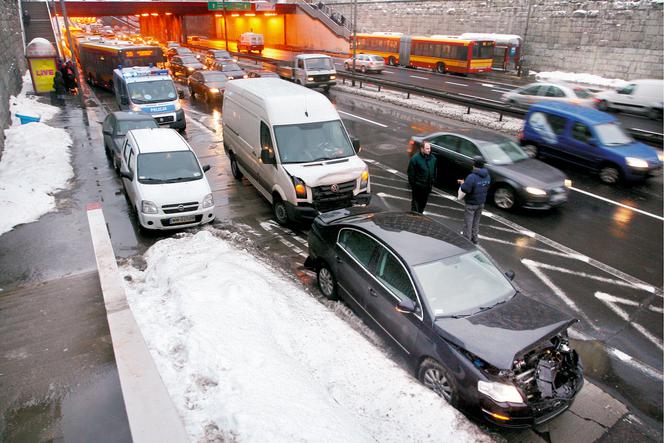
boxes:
[305,210,583,427]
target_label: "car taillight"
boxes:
[518,130,524,140]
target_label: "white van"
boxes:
[596,79,663,120]
[119,128,215,230]
[222,78,370,225]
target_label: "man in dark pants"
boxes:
[407,142,436,213]
[458,156,491,244]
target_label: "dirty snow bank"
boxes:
[0,72,72,236]
[122,230,492,443]
[534,71,628,90]
[335,83,523,135]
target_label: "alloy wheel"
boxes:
[423,368,453,401]
[318,267,334,298]
[494,187,515,209]
[599,166,620,184]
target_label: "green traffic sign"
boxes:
[208,1,252,11]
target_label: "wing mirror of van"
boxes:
[178,90,185,99]
[261,147,276,165]
[202,164,211,172]
[120,167,133,181]
[351,137,362,153]
[120,96,129,106]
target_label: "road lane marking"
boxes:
[259,221,307,257]
[570,186,663,221]
[481,83,495,88]
[595,292,663,351]
[338,111,388,128]
[595,292,663,313]
[445,81,468,87]
[382,70,394,74]
[410,75,429,80]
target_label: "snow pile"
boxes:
[0,73,72,236]
[335,84,523,135]
[534,71,628,90]
[122,230,491,443]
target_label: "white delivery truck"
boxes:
[276,54,337,91]
[237,32,264,53]
[222,78,370,225]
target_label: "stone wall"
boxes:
[0,0,27,156]
[328,0,663,80]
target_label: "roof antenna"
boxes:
[304,96,309,117]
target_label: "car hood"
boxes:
[185,63,206,70]
[434,293,576,370]
[605,141,661,165]
[205,82,227,89]
[490,158,566,189]
[282,155,366,187]
[138,177,212,205]
[223,70,245,77]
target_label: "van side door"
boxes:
[256,121,278,195]
[611,83,636,112]
[561,121,603,169]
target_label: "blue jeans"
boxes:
[463,204,483,244]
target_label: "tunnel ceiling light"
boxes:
[141,13,149,16]
[245,13,255,16]
[151,13,159,16]
[231,13,240,16]
[165,12,173,15]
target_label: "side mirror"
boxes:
[120,168,133,181]
[102,129,112,136]
[120,96,129,106]
[261,147,276,165]
[178,90,185,99]
[396,298,416,314]
[351,137,361,153]
[505,270,515,281]
[588,137,598,147]
[202,164,211,172]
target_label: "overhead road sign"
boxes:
[208,2,252,11]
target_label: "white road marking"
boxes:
[382,70,394,74]
[595,292,663,313]
[266,220,308,245]
[457,93,503,104]
[570,186,663,221]
[445,81,468,87]
[338,111,388,128]
[410,75,429,80]
[481,83,495,88]
[480,236,585,259]
[259,222,307,257]
[491,89,509,94]
[595,292,663,350]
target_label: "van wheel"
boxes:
[597,100,609,111]
[436,62,446,74]
[523,144,538,158]
[273,199,289,226]
[229,153,243,180]
[418,358,459,406]
[387,56,397,66]
[317,262,338,300]
[599,164,621,184]
[493,185,516,210]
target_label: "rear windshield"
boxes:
[180,56,199,64]
[369,55,384,62]
[573,87,593,99]
[117,119,158,135]
[220,63,241,71]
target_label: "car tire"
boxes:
[523,144,538,158]
[418,358,460,406]
[599,164,621,184]
[344,63,350,71]
[388,56,397,66]
[597,100,610,111]
[436,62,446,74]
[317,262,338,300]
[273,198,289,226]
[493,185,516,210]
[229,153,243,180]
[508,99,518,107]
[361,65,367,74]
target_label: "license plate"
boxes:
[550,193,566,202]
[170,215,196,224]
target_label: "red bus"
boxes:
[355,33,495,74]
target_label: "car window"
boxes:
[544,86,565,97]
[117,119,158,136]
[571,122,593,143]
[128,150,136,174]
[520,85,541,96]
[375,248,416,302]
[458,138,480,157]
[573,87,592,99]
[260,121,274,156]
[297,59,304,69]
[172,56,181,64]
[370,55,383,62]
[123,141,132,164]
[338,229,378,268]
[437,135,460,152]
[617,84,635,95]
[547,114,568,134]
[102,115,112,133]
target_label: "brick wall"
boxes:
[329,0,663,80]
[0,0,27,156]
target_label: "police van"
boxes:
[112,66,186,132]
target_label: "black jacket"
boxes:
[408,152,437,189]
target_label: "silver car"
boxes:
[502,82,596,108]
[343,54,385,74]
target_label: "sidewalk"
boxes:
[0,94,131,441]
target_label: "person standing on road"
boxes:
[407,142,437,213]
[458,156,491,244]
[52,71,66,106]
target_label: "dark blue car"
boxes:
[520,102,662,184]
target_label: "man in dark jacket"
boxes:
[459,156,491,244]
[407,142,436,213]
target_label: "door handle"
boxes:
[335,256,343,263]
[369,288,378,297]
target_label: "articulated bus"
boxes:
[77,39,166,89]
[355,33,495,74]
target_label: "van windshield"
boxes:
[137,151,203,184]
[594,123,633,146]
[273,120,355,164]
[128,80,177,104]
[305,57,334,70]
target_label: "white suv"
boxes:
[344,54,385,74]
[119,128,215,231]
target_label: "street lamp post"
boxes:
[223,4,229,51]
[351,0,357,86]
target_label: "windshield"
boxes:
[128,80,178,104]
[220,63,241,71]
[203,72,228,82]
[117,119,158,135]
[573,87,593,98]
[413,251,515,317]
[213,51,231,58]
[594,123,633,146]
[273,120,355,164]
[137,151,203,184]
[479,140,529,165]
[180,56,199,64]
[305,57,334,70]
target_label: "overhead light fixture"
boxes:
[245,13,255,16]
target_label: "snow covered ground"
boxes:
[533,71,628,90]
[0,72,73,236]
[121,229,492,443]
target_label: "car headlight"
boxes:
[657,151,664,162]
[360,168,369,189]
[564,179,573,188]
[174,100,182,111]
[477,380,524,404]
[626,157,649,169]
[330,75,336,80]
[525,186,547,196]
[130,104,141,112]
[187,67,195,71]
[209,88,220,93]
[307,77,314,81]
[243,75,248,79]
[293,177,307,199]
[201,193,214,208]
[141,200,158,214]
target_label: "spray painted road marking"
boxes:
[446,81,468,87]
[570,186,663,221]
[259,221,307,258]
[595,292,663,351]
[338,111,388,128]
[410,75,430,80]
[265,220,308,246]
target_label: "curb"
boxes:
[86,202,189,443]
